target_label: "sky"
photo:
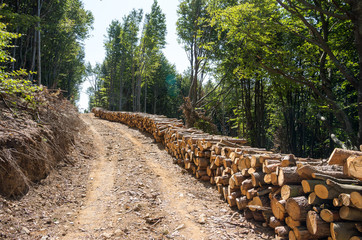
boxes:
[77,0,189,112]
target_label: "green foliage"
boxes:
[1,0,93,102]
[0,77,43,108]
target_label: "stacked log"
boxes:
[92,108,362,239]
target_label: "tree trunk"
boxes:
[144,79,147,113]
[37,0,41,85]
[351,0,362,146]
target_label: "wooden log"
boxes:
[236,196,248,210]
[241,178,253,191]
[251,172,266,187]
[215,175,229,185]
[338,193,354,207]
[339,206,362,221]
[275,225,290,237]
[356,223,362,232]
[347,235,361,240]
[313,173,362,184]
[285,216,301,228]
[297,164,344,180]
[263,160,281,173]
[350,192,362,209]
[280,154,296,167]
[328,148,362,165]
[278,166,303,186]
[301,179,325,193]
[227,195,237,207]
[281,185,304,200]
[289,230,297,240]
[222,186,228,200]
[246,188,258,200]
[223,158,232,168]
[326,179,362,194]
[320,209,341,222]
[269,216,283,229]
[271,196,286,220]
[315,183,340,199]
[271,172,278,185]
[306,210,330,238]
[233,172,246,186]
[308,192,326,205]
[252,195,270,209]
[252,210,265,222]
[345,156,362,180]
[292,226,313,240]
[217,184,223,194]
[330,222,361,240]
[286,196,312,221]
[264,173,272,184]
[244,208,254,220]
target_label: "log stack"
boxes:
[92,108,362,239]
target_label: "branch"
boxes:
[295,0,349,20]
[276,0,358,89]
[196,75,226,106]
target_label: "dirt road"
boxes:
[0,113,273,239]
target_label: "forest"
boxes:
[1,0,362,159]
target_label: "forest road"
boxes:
[0,113,273,240]
[63,113,272,239]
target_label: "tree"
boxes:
[208,0,362,150]
[135,0,166,112]
[1,0,93,102]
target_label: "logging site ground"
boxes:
[0,113,273,240]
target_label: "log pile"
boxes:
[92,108,362,239]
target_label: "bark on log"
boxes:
[297,164,345,180]
[350,192,362,209]
[281,185,304,200]
[315,183,341,200]
[328,148,362,165]
[278,167,303,186]
[301,179,325,193]
[285,216,301,228]
[251,172,266,187]
[339,206,362,221]
[241,179,253,191]
[292,226,313,240]
[312,173,362,184]
[275,225,290,237]
[236,196,248,210]
[306,210,330,238]
[330,222,361,240]
[269,216,283,229]
[270,196,286,220]
[286,196,312,221]
[320,209,341,222]
[345,156,362,180]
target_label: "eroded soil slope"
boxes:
[0,113,273,239]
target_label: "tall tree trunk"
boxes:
[153,84,157,114]
[144,79,147,113]
[37,0,41,85]
[351,0,362,146]
[132,59,136,111]
[136,74,141,112]
[30,29,37,82]
[119,63,125,111]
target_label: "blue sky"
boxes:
[77,0,189,111]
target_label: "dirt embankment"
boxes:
[0,112,272,239]
[0,90,84,197]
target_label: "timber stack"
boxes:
[92,107,362,240]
